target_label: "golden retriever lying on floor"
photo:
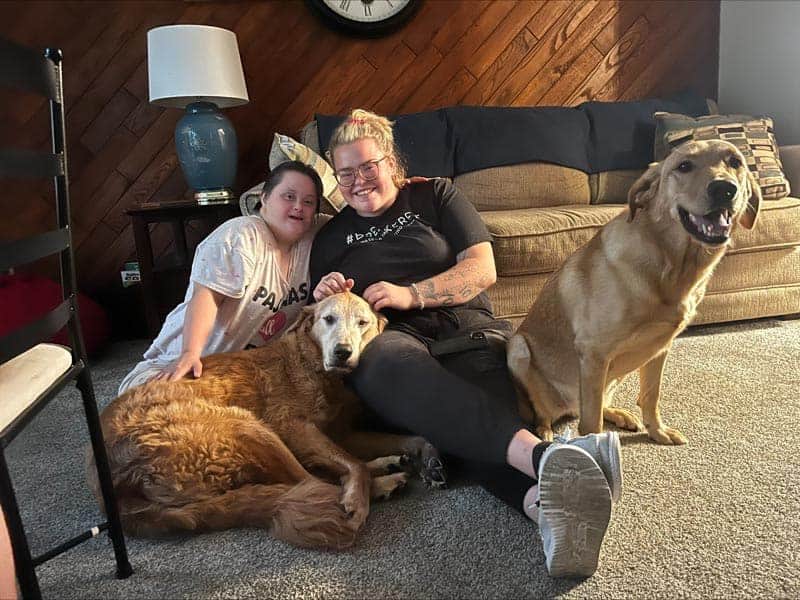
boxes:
[508,139,761,444]
[93,292,441,549]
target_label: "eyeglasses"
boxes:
[334,156,387,187]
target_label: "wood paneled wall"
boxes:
[1,0,719,333]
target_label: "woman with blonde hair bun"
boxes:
[311,108,622,578]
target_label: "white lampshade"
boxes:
[147,25,249,109]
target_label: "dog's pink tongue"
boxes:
[695,211,731,236]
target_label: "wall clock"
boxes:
[307,0,421,37]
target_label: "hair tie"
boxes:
[348,117,367,125]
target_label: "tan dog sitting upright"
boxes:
[93,292,441,549]
[507,139,761,444]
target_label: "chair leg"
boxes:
[0,449,42,599]
[76,368,133,579]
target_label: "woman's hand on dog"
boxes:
[315,272,420,312]
[156,351,203,382]
[313,271,354,301]
[363,281,417,312]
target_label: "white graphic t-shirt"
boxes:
[132,214,324,373]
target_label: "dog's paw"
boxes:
[400,445,447,489]
[647,425,687,445]
[370,472,408,500]
[365,455,404,475]
[604,407,642,431]
[420,455,447,489]
[340,476,370,528]
[341,497,368,529]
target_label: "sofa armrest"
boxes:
[780,145,800,196]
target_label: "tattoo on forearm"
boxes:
[417,259,490,308]
[419,280,436,300]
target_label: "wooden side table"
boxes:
[126,200,240,338]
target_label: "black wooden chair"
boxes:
[0,37,132,598]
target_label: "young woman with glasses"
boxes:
[310,108,623,578]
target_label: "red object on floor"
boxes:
[0,273,111,356]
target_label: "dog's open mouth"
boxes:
[678,206,733,245]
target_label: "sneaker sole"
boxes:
[539,446,612,578]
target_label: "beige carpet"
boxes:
[7,318,800,598]
[567,317,800,598]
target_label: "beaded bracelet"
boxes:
[410,282,425,310]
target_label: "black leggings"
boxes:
[348,329,535,512]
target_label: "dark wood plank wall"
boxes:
[1,0,719,329]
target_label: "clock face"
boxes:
[323,0,411,23]
[307,0,421,37]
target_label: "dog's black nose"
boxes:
[708,179,738,206]
[333,344,352,362]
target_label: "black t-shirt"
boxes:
[310,178,496,337]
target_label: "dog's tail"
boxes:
[117,478,359,550]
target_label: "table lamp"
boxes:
[147,25,249,205]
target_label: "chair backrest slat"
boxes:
[0,148,63,180]
[0,228,70,271]
[0,37,88,371]
[0,37,58,99]
[0,298,73,365]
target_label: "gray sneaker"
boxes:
[557,429,622,503]
[536,444,612,578]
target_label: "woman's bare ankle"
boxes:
[506,429,542,478]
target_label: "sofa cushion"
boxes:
[710,245,800,293]
[455,163,590,211]
[589,169,645,205]
[486,272,553,325]
[485,197,799,279]
[581,90,710,172]
[654,112,791,200]
[483,204,626,276]
[729,196,800,253]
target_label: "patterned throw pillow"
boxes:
[238,182,264,217]
[239,133,347,216]
[269,133,346,213]
[654,112,790,200]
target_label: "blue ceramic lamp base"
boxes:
[175,101,239,205]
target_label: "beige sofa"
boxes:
[302,128,800,329]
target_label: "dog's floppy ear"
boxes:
[739,168,762,230]
[627,161,662,221]
[286,304,315,334]
[376,312,388,334]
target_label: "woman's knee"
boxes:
[351,331,428,391]
[357,331,427,371]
